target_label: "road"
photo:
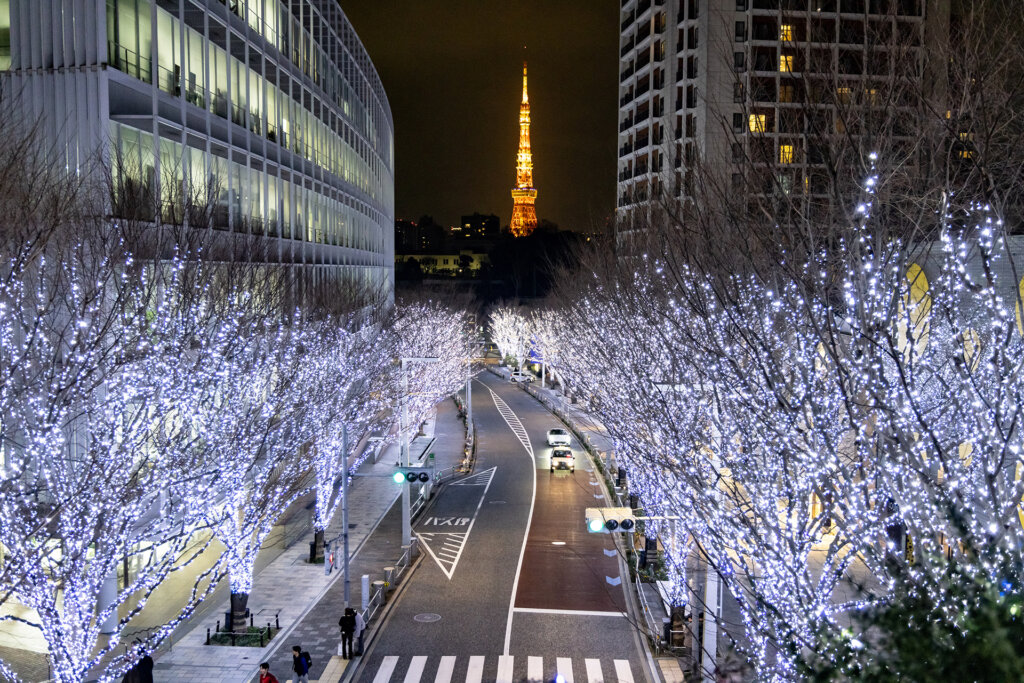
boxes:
[352,373,648,683]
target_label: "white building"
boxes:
[0,0,395,294]
[616,0,948,234]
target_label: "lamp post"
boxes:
[399,356,438,546]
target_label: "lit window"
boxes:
[779,144,794,164]
[748,113,767,132]
[780,24,793,41]
[958,132,973,159]
[779,84,795,102]
[865,88,880,105]
[836,87,851,104]
[780,55,793,72]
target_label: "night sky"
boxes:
[339,1,619,233]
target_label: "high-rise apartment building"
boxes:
[616,0,948,230]
[0,0,395,294]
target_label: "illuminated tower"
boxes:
[510,62,538,238]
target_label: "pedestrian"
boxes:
[120,648,153,683]
[291,645,311,683]
[338,607,356,659]
[258,662,279,683]
[354,609,366,656]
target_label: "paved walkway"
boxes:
[148,400,468,683]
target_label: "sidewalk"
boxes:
[150,399,468,683]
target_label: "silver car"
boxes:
[546,428,571,447]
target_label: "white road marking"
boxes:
[528,656,543,682]
[466,655,485,683]
[557,657,575,683]
[487,386,538,656]
[403,656,427,683]
[496,654,515,683]
[614,659,635,683]
[513,606,627,617]
[415,468,495,579]
[585,658,604,683]
[373,655,398,683]
[434,656,456,683]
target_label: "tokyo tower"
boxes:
[510,62,538,238]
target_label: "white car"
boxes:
[546,428,571,447]
[509,370,534,383]
[550,447,575,472]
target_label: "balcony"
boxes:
[620,117,635,132]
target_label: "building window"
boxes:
[731,173,743,190]
[780,24,793,41]
[732,142,744,162]
[749,113,767,133]
[733,81,745,103]
[779,143,794,164]
[780,55,794,72]
[735,21,747,42]
[779,84,795,102]
[736,0,747,9]
[734,52,746,71]
[733,113,744,133]
[836,86,852,104]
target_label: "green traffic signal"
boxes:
[588,517,605,533]
[392,471,406,484]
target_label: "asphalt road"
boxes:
[353,373,649,683]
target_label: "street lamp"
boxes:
[399,356,438,547]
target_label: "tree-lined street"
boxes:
[353,373,646,683]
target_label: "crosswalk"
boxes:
[367,654,636,683]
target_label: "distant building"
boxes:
[395,217,446,253]
[454,213,500,240]
[396,250,490,276]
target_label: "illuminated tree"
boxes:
[0,228,239,681]
[489,304,531,369]
[552,188,1024,678]
[184,316,314,633]
[392,301,467,448]
[300,317,393,560]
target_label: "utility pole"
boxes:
[342,423,351,607]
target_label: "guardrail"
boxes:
[360,539,417,625]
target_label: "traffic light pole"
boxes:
[399,357,439,547]
[401,360,411,547]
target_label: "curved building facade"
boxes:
[0,0,394,294]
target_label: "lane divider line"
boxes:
[486,385,538,656]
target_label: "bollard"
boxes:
[206,628,210,645]
[383,566,395,587]
[250,612,254,628]
[230,632,236,647]
[361,575,370,612]
[215,619,220,633]
[275,614,280,629]
[372,579,386,602]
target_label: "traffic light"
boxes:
[585,507,636,533]
[392,467,431,484]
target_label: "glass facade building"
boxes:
[1,0,394,293]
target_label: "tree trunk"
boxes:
[230,591,249,633]
[312,528,325,563]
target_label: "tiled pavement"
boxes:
[148,399,468,683]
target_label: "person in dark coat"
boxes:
[121,653,153,683]
[292,645,311,683]
[338,608,357,659]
